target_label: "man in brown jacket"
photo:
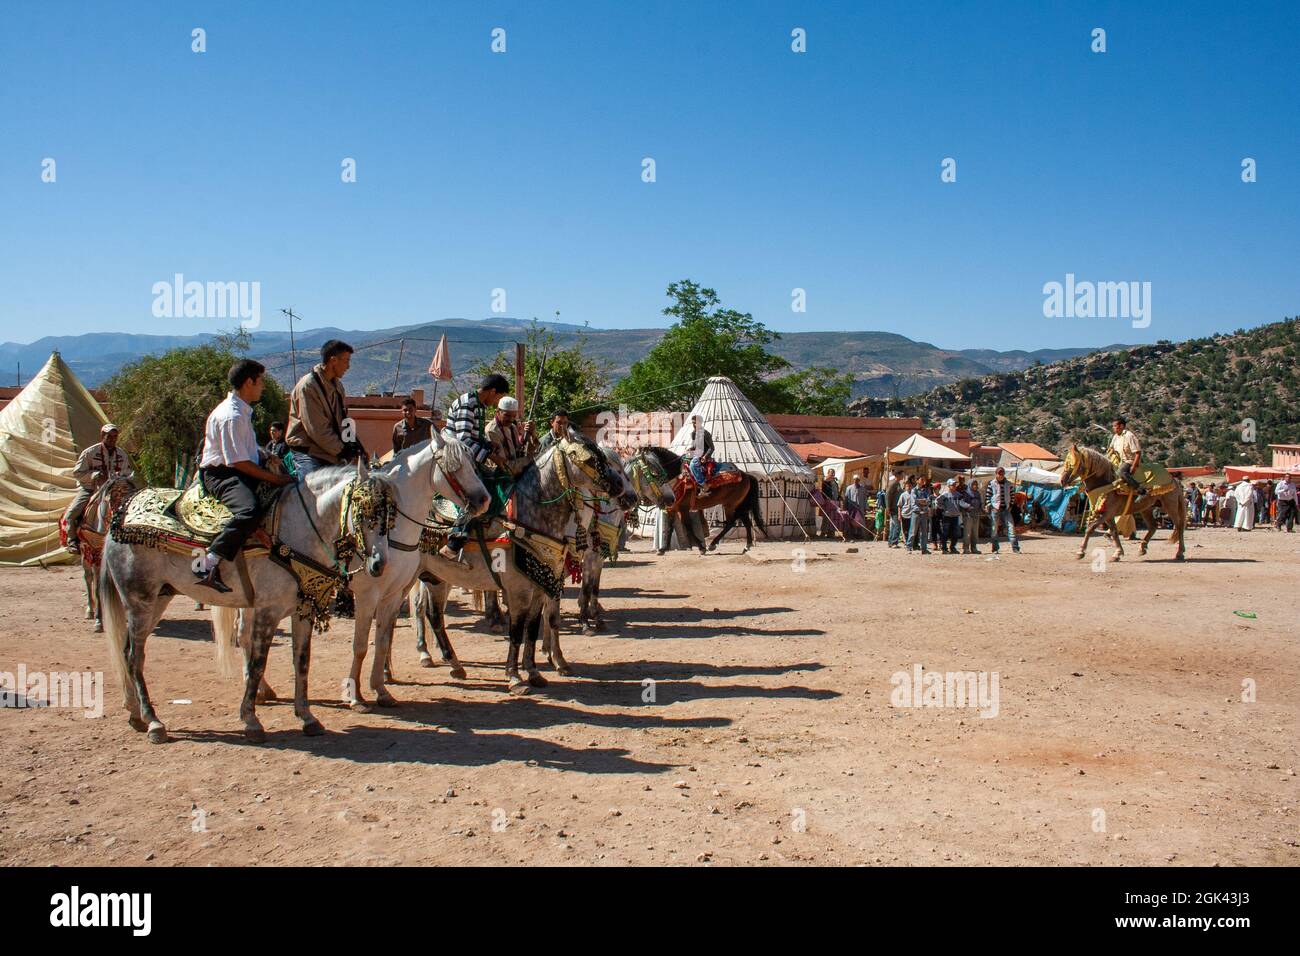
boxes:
[285,339,361,476]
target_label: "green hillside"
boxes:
[849,318,1300,467]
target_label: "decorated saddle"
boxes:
[416,490,573,600]
[110,482,281,555]
[1108,453,1175,495]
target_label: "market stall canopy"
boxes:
[886,433,971,463]
[0,352,111,566]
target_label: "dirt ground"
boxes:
[1,525,1297,866]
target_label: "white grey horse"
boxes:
[100,458,392,744]
[229,436,488,709]
[400,437,636,694]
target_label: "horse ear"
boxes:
[356,456,369,481]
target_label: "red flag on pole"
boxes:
[428,334,453,381]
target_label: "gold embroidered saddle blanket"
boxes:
[112,484,279,555]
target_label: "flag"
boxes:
[428,334,453,381]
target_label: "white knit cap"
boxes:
[498,396,519,412]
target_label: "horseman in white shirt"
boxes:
[194,359,293,593]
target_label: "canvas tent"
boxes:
[0,352,111,566]
[886,433,971,464]
[630,376,817,540]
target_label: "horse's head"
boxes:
[430,432,491,517]
[342,458,393,578]
[598,444,640,511]
[628,448,676,509]
[1060,444,1083,484]
[556,435,633,510]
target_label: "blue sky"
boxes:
[1,0,1296,351]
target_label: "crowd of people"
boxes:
[1188,476,1297,531]
[815,466,1299,548]
[817,468,1022,555]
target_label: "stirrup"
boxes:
[194,565,232,594]
[438,544,466,565]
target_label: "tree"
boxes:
[471,321,612,425]
[612,280,792,411]
[105,328,288,485]
[768,366,855,415]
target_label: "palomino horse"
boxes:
[64,475,137,632]
[100,458,393,743]
[626,446,767,554]
[401,436,636,693]
[1060,444,1187,562]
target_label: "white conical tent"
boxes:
[0,352,111,566]
[667,376,816,538]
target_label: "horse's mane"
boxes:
[302,463,357,494]
[1074,445,1114,475]
[645,445,681,472]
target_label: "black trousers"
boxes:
[201,466,263,562]
[1277,498,1297,531]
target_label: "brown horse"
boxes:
[626,446,767,553]
[1060,444,1187,561]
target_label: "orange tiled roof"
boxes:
[998,442,1060,461]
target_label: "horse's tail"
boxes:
[98,556,131,707]
[210,606,242,679]
[745,477,768,535]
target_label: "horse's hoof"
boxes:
[419,655,435,668]
[244,726,266,744]
[376,695,399,708]
[84,610,94,620]
[528,672,549,688]
[302,720,326,737]
[349,701,372,714]
[655,550,666,556]
[449,665,467,680]
[556,665,573,677]
[1174,553,1186,562]
[383,671,394,684]
[582,626,596,637]
[1075,551,1085,560]
[507,681,531,697]
[93,622,104,633]
[128,716,148,733]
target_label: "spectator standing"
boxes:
[909,477,932,554]
[986,466,1021,554]
[886,473,903,548]
[1275,474,1297,532]
[959,476,982,554]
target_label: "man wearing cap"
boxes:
[485,395,533,476]
[64,423,135,554]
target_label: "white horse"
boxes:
[405,438,636,687]
[101,459,392,744]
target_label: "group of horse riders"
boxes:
[66,336,593,593]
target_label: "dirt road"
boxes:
[1,526,1296,865]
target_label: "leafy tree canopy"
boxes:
[105,328,287,485]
